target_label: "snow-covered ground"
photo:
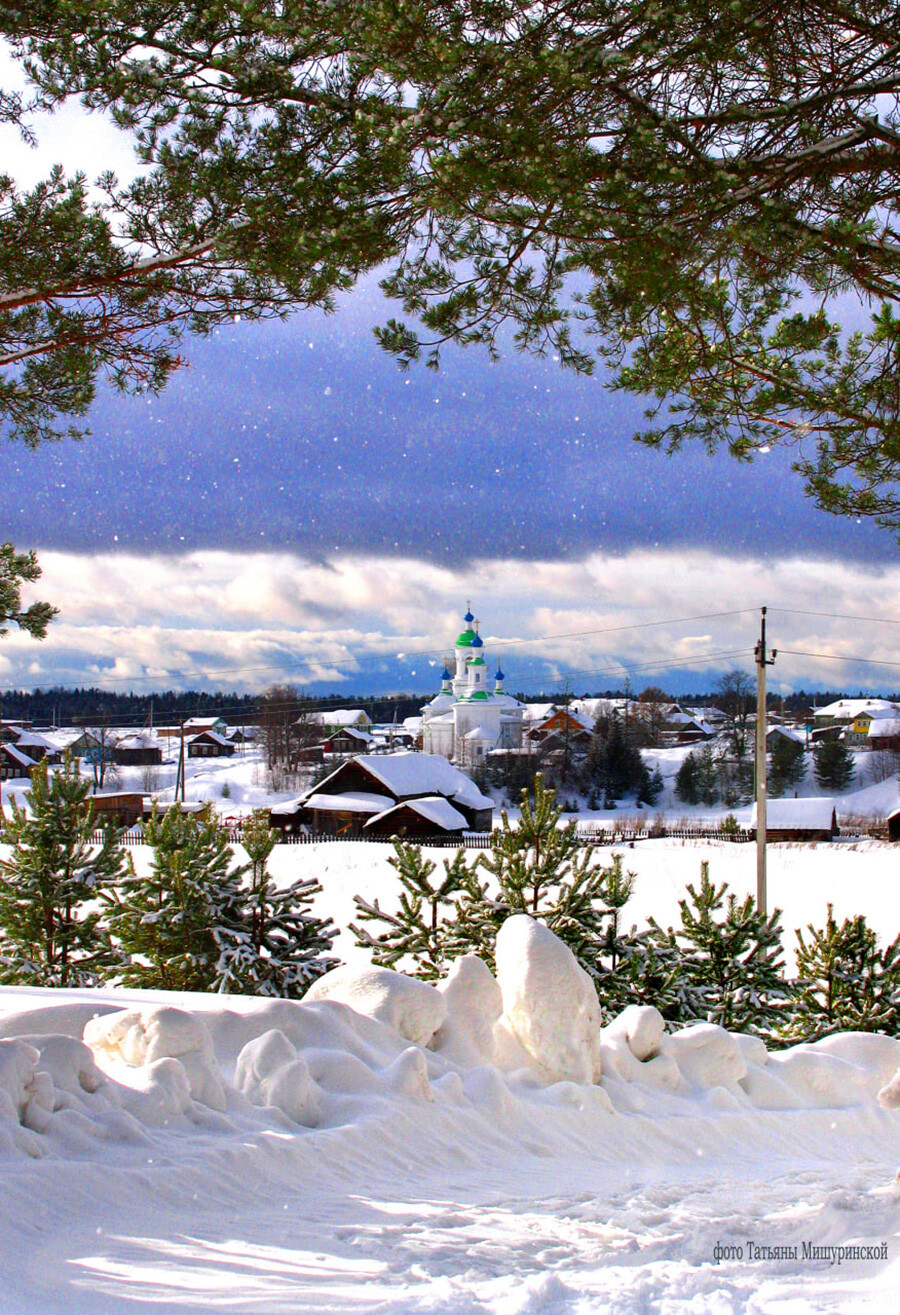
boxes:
[2,928,900,1315]
[3,747,900,1310]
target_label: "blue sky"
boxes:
[4,56,900,701]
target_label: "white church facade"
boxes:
[421,606,525,763]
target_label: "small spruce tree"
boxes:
[674,752,699,805]
[647,861,790,1037]
[456,776,636,975]
[105,805,247,992]
[786,905,900,1041]
[0,757,127,986]
[218,809,338,996]
[350,841,470,979]
[768,735,807,798]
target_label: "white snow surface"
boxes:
[0,915,899,1312]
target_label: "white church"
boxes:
[421,606,525,762]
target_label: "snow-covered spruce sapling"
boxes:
[785,905,900,1042]
[454,776,634,975]
[647,861,790,1038]
[104,804,247,992]
[350,840,469,979]
[0,756,127,986]
[218,809,337,996]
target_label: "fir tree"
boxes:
[813,738,855,792]
[648,862,790,1037]
[350,841,469,979]
[768,735,807,798]
[786,905,900,1041]
[0,756,126,986]
[674,753,699,805]
[105,805,247,992]
[218,810,338,997]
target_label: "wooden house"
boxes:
[270,751,493,838]
[187,730,235,759]
[86,792,148,829]
[0,742,36,781]
[113,736,163,766]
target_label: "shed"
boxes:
[87,792,148,829]
[750,797,838,842]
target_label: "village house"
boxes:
[112,735,163,767]
[269,751,494,838]
[0,742,36,781]
[187,730,235,759]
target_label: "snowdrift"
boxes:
[2,914,899,1165]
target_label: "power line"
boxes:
[779,647,900,671]
[771,607,900,628]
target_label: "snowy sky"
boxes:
[4,59,900,700]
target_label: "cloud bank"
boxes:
[4,547,899,698]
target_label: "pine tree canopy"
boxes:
[3,4,900,529]
[0,542,56,639]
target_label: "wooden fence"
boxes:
[1,823,751,850]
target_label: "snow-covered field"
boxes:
[2,887,900,1312]
[3,749,900,1310]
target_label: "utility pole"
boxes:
[175,717,186,803]
[755,607,777,915]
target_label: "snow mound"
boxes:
[235,1028,321,1125]
[433,954,503,1065]
[83,1006,226,1111]
[304,965,446,1047]
[494,915,602,1085]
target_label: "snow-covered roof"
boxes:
[324,726,373,743]
[189,730,233,747]
[115,735,156,750]
[1,743,36,768]
[522,703,558,723]
[767,725,806,745]
[365,796,469,832]
[812,698,900,722]
[749,798,836,830]
[867,718,900,739]
[11,731,59,751]
[464,725,494,740]
[304,791,395,814]
[307,752,493,811]
[309,709,371,727]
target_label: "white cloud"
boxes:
[4,547,900,695]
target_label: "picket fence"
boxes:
[46,822,754,849]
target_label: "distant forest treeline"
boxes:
[0,688,428,730]
[1,685,896,731]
